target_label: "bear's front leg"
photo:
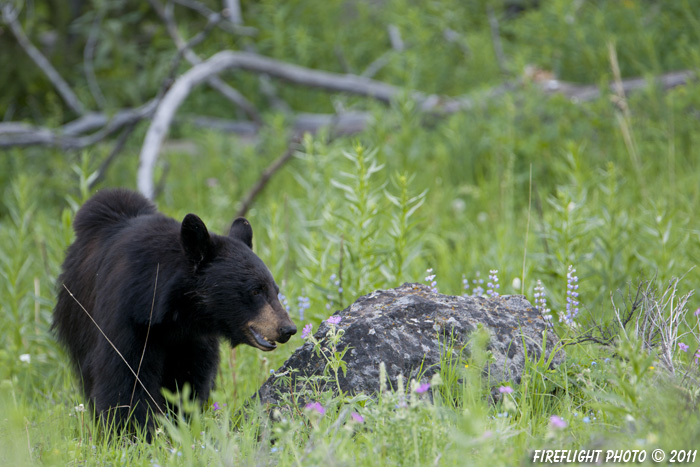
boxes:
[91,339,166,438]
[162,335,221,404]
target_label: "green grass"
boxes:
[2,0,700,464]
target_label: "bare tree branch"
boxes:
[387,25,404,52]
[2,4,86,115]
[0,99,158,149]
[171,0,257,36]
[487,6,508,76]
[235,138,302,218]
[538,69,695,102]
[183,111,372,139]
[1,53,693,153]
[137,50,424,198]
[361,51,392,79]
[222,0,243,25]
[89,121,139,189]
[150,0,262,123]
[84,9,106,109]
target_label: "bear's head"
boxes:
[180,214,297,351]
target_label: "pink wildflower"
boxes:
[327,315,342,326]
[305,401,325,415]
[415,382,430,393]
[679,342,689,352]
[301,324,313,339]
[498,386,513,394]
[550,415,567,429]
[351,412,364,423]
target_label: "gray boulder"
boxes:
[257,283,561,406]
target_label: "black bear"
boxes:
[53,189,296,435]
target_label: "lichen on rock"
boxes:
[256,283,562,407]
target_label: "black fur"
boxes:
[53,189,295,435]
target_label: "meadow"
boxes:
[1,0,700,465]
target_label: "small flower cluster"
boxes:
[325,273,343,310]
[301,315,347,394]
[462,274,469,295]
[462,272,485,297]
[212,402,227,411]
[572,411,596,423]
[550,415,567,429]
[415,382,430,394]
[561,265,579,325]
[304,401,364,423]
[297,294,310,321]
[425,268,438,293]
[534,280,554,326]
[301,323,313,339]
[487,270,500,297]
[327,315,342,326]
[305,401,325,415]
[472,272,485,296]
[278,293,289,312]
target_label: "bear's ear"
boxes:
[229,217,253,249]
[181,214,212,266]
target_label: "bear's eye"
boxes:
[252,286,267,296]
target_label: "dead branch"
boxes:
[0,99,158,149]
[2,4,86,115]
[89,121,139,189]
[84,9,106,109]
[487,6,508,76]
[171,0,257,36]
[1,62,693,154]
[137,50,417,198]
[387,25,404,52]
[539,69,695,102]
[235,138,302,218]
[181,111,371,138]
[222,0,243,25]
[151,0,262,123]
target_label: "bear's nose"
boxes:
[277,325,297,343]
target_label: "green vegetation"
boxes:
[2,0,700,465]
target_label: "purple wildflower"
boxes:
[351,412,364,423]
[695,349,700,364]
[561,265,580,325]
[415,382,430,393]
[301,323,313,339]
[462,274,470,297]
[278,293,289,312]
[498,386,513,394]
[534,280,553,326]
[550,415,567,429]
[305,402,325,415]
[695,308,700,318]
[679,342,689,352]
[425,268,438,293]
[212,402,221,411]
[472,272,485,296]
[297,295,310,321]
[487,270,500,297]
[327,315,342,326]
